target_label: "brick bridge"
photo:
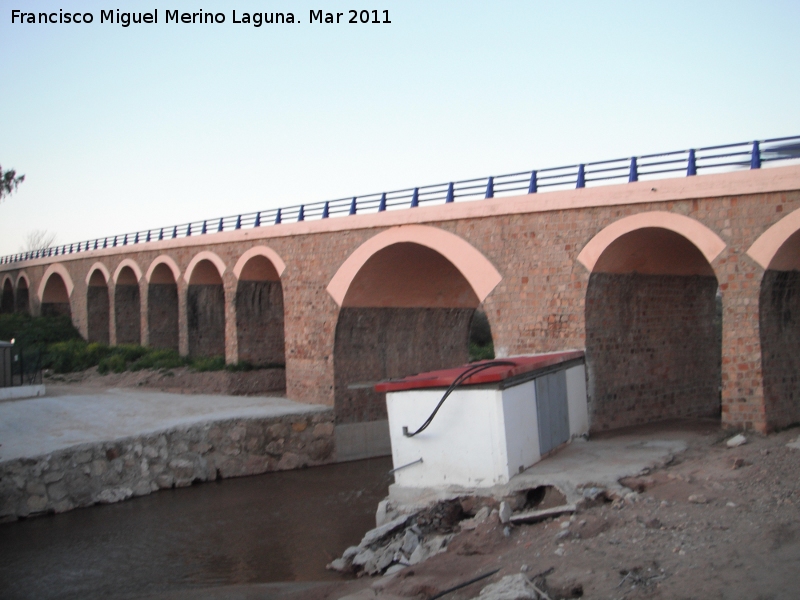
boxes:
[2,154,799,454]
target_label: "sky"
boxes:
[1,1,799,256]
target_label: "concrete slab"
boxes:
[387,421,711,508]
[0,385,329,463]
[0,383,45,401]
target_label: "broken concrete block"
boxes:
[471,573,539,599]
[498,501,512,524]
[726,434,747,448]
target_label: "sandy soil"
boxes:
[295,424,800,600]
[44,366,286,397]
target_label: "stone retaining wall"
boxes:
[0,409,334,522]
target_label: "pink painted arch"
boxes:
[747,207,800,271]
[37,263,75,303]
[326,225,502,307]
[577,211,727,273]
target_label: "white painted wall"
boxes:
[566,364,589,437]
[386,362,590,490]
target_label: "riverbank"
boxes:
[0,385,334,521]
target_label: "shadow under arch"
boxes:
[187,255,226,358]
[146,258,180,351]
[39,267,73,318]
[582,221,723,432]
[15,273,30,314]
[328,227,501,427]
[114,264,142,345]
[234,247,286,369]
[1,276,13,314]
[749,208,800,430]
[86,265,110,344]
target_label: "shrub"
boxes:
[45,339,111,373]
[98,354,128,374]
[190,355,226,372]
[129,349,186,371]
[0,314,81,348]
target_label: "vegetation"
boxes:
[0,164,25,201]
[468,309,495,361]
[0,314,282,375]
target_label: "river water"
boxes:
[0,457,393,600]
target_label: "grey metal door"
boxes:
[535,370,570,455]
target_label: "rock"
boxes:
[359,514,413,547]
[47,482,68,502]
[786,436,800,450]
[352,548,376,568]
[732,457,746,469]
[343,545,360,560]
[26,495,48,512]
[327,557,352,573]
[95,487,133,504]
[384,564,406,576]
[688,494,708,504]
[43,471,64,484]
[499,501,512,524]
[726,434,747,448]
[401,529,420,555]
[471,573,539,599]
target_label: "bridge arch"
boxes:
[750,208,800,429]
[186,251,226,358]
[580,213,723,431]
[86,263,111,344]
[145,255,181,283]
[14,272,30,314]
[38,264,74,318]
[146,256,181,351]
[233,246,286,368]
[1,275,13,314]
[329,226,502,425]
[113,260,142,345]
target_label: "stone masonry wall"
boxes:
[15,286,29,314]
[236,281,285,366]
[334,307,473,423]
[148,283,179,350]
[188,284,225,357]
[759,270,800,430]
[585,273,721,431]
[87,286,110,344]
[115,285,141,345]
[0,410,334,522]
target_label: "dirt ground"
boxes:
[294,423,800,600]
[44,366,286,397]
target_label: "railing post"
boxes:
[235,216,242,229]
[172,226,178,239]
[201,220,207,234]
[750,141,761,169]
[378,193,387,211]
[255,212,262,227]
[134,232,139,244]
[272,209,279,225]
[528,171,537,194]
[298,205,305,221]
[349,197,357,215]
[485,177,494,199]
[687,149,697,176]
[217,218,224,232]
[158,228,164,241]
[445,182,454,203]
[628,157,638,183]
[576,164,585,189]
[112,237,117,247]
[186,224,192,237]
[145,231,151,243]
[322,201,329,219]
[410,188,419,208]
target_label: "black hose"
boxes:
[403,360,516,437]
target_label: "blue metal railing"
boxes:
[2,135,799,266]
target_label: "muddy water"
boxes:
[0,457,393,600]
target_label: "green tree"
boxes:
[0,165,25,201]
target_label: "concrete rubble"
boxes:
[470,573,541,600]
